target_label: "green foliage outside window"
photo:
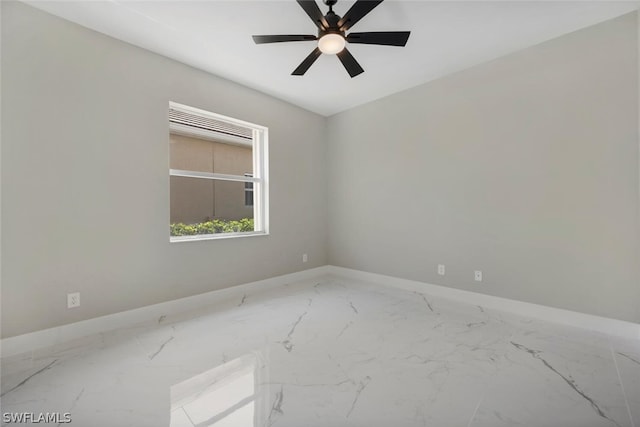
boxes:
[170,218,254,236]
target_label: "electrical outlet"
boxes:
[302,253,308,263]
[474,271,483,282]
[67,292,80,308]
[437,264,445,276]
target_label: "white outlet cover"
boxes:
[67,292,80,308]
[302,254,308,263]
[438,265,445,276]
[474,271,483,282]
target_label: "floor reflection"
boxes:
[170,353,263,427]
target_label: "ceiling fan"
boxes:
[252,0,410,78]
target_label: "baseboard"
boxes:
[326,266,640,341]
[3,264,637,358]
[0,266,330,358]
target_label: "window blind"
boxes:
[169,108,252,140]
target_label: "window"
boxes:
[169,102,268,241]
[244,174,253,207]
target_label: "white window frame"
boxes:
[169,102,269,242]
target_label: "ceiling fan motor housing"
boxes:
[320,12,344,38]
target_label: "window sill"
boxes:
[170,231,269,243]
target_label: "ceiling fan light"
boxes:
[318,33,346,55]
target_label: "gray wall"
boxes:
[327,13,640,323]
[1,1,327,338]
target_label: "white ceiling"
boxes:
[25,0,640,116]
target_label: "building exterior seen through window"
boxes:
[244,174,254,207]
[169,103,268,241]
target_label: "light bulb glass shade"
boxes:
[318,33,346,55]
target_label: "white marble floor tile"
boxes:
[468,325,632,427]
[1,276,637,427]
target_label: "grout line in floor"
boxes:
[466,329,516,427]
[609,338,635,427]
[466,395,484,427]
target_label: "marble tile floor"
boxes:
[1,276,639,427]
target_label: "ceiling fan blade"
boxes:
[346,31,410,46]
[338,0,384,32]
[337,48,364,78]
[292,47,322,76]
[296,0,329,30]
[253,35,317,44]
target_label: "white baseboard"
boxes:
[3,264,637,358]
[326,266,640,341]
[0,266,330,358]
